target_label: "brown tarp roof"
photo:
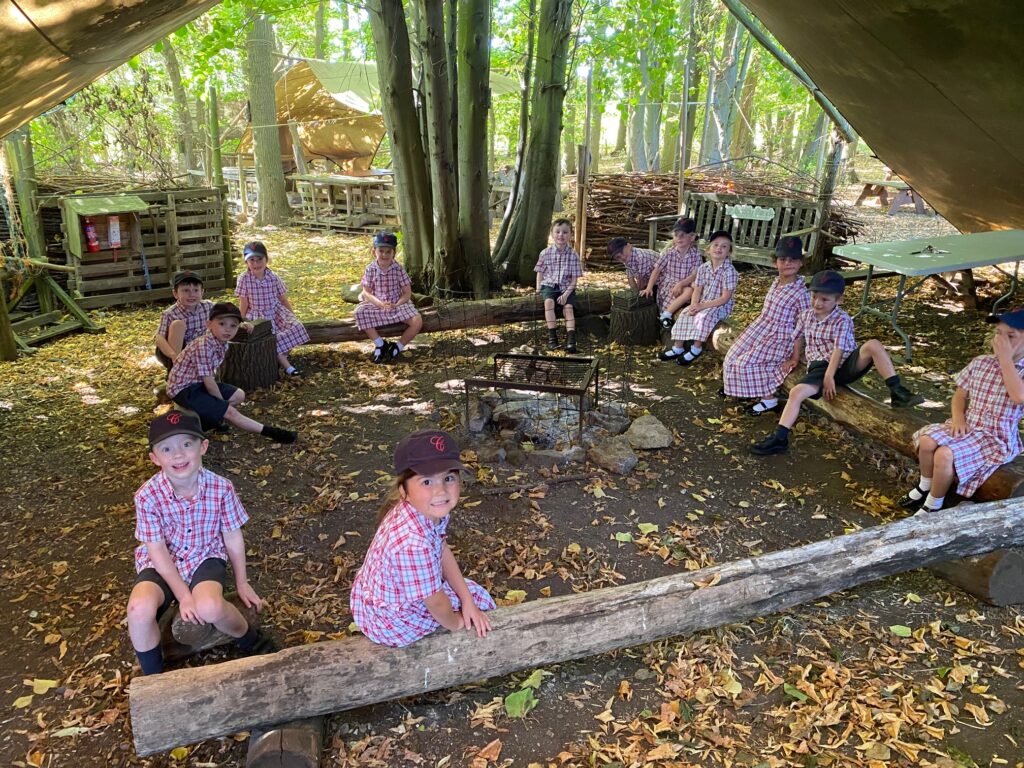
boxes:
[741,0,1024,233]
[0,0,218,139]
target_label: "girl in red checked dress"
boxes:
[354,231,424,363]
[900,308,1024,513]
[235,241,309,376]
[350,430,495,647]
[722,236,810,415]
[660,229,739,367]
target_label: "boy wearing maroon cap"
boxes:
[350,429,495,647]
[154,271,213,373]
[750,270,921,455]
[607,237,657,292]
[126,412,273,675]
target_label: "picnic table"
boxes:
[833,230,1024,361]
[855,178,927,215]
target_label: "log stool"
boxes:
[609,289,659,346]
[221,319,278,392]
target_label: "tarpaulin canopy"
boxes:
[741,0,1024,233]
[0,0,218,139]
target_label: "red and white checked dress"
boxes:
[624,247,657,288]
[535,245,583,287]
[349,500,495,647]
[670,260,739,342]
[723,278,811,398]
[134,468,248,581]
[796,306,857,364]
[653,244,702,311]
[353,260,421,331]
[235,268,309,355]
[914,355,1024,497]
[166,333,227,398]
[158,300,213,347]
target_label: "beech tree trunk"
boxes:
[314,0,328,59]
[159,37,195,174]
[246,15,291,226]
[130,499,1024,755]
[613,102,628,155]
[303,289,612,344]
[492,0,574,286]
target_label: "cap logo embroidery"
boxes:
[166,412,182,425]
[430,435,446,452]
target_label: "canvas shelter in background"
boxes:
[236,60,521,173]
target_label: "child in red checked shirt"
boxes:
[350,430,495,647]
[126,412,275,675]
[536,218,584,353]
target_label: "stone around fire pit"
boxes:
[587,435,639,475]
[624,414,673,450]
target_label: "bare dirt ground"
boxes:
[0,197,1021,768]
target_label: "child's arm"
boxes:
[395,283,413,307]
[782,336,804,375]
[822,344,845,400]
[279,295,295,311]
[992,334,1024,403]
[698,287,734,310]
[950,386,969,436]
[238,296,250,318]
[441,543,491,637]
[536,272,544,291]
[154,332,176,359]
[203,374,223,399]
[146,541,200,623]
[686,284,705,315]
[640,265,661,296]
[223,528,262,611]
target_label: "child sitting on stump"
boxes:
[126,412,274,675]
[900,308,1024,512]
[154,270,212,373]
[607,236,657,293]
[167,302,297,443]
[640,217,702,329]
[750,270,921,456]
[536,218,584,353]
[350,430,495,647]
[354,231,423,364]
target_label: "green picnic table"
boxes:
[833,230,1024,361]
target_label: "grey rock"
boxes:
[587,435,638,475]
[624,414,673,450]
[525,446,585,468]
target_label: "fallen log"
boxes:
[302,289,612,345]
[710,324,1024,502]
[130,499,1024,755]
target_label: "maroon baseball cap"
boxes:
[394,430,466,475]
[149,410,206,447]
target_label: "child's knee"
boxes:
[126,590,161,626]
[543,298,555,309]
[193,594,227,624]
[791,383,815,400]
[409,315,423,331]
[918,435,937,454]
[229,389,246,405]
[934,445,955,468]
[563,304,575,317]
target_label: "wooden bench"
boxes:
[646,191,822,267]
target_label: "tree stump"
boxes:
[158,593,259,663]
[247,718,324,768]
[609,290,659,346]
[221,319,278,392]
[929,548,1024,606]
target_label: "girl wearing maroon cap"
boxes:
[349,430,495,647]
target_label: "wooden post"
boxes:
[0,290,17,361]
[677,0,695,212]
[221,320,278,391]
[808,132,844,273]
[287,121,308,175]
[4,127,46,262]
[208,83,225,188]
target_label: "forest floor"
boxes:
[0,187,1021,768]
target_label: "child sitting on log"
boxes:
[722,236,811,415]
[750,270,922,456]
[350,430,495,647]
[536,218,584,353]
[659,229,739,366]
[126,411,274,675]
[235,241,309,376]
[900,308,1024,512]
[167,302,297,443]
[607,236,657,293]
[354,231,424,364]
[154,270,212,373]
[640,217,702,329]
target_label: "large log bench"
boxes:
[712,323,1024,605]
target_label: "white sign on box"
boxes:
[108,215,121,249]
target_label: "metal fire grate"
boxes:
[463,353,600,440]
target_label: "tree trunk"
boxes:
[729,50,759,158]
[562,100,577,175]
[446,0,459,181]
[303,289,611,344]
[613,102,628,155]
[314,0,328,59]
[412,0,463,294]
[246,16,291,226]
[493,0,535,255]
[338,1,351,58]
[220,320,279,392]
[645,78,663,172]
[492,0,574,286]
[160,37,195,175]
[630,49,649,171]
[457,0,495,297]
[723,32,753,156]
[366,0,435,287]
[130,499,1024,755]
[705,15,739,165]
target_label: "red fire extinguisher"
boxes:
[84,217,101,253]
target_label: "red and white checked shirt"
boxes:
[134,468,248,582]
[535,245,583,288]
[158,300,212,347]
[795,306,857,364]
[654,244,702,290]
[235,269,287,319]
[361,260,412,304]
[624,247,657,287]
[166,333,227,397]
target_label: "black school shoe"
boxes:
[897,485,928,510]
[372,342,393,364]
[660,315,674,329]
[890,384,924,408]
[749,433,789,455]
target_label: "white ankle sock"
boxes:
[672,345,685,354]
[918,476,932,491]
[660,311,672,319]
[373,337,384,348]
[758,398,778,409]
[396,342,406,351]
[923,493,944,510]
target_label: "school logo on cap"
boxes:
[166,412,182,425]
[430,435,446,452]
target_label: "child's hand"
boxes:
[822,374,837,400]
[241,322,254,333]
[460,603,492,638]
[669,284,681,298]
[178,594,202,624]
[236,581,263,612]
[639,287,652,298]
[992,332,1013,358]
[557,291,570,306]
[687,303,701,316]
[951,414,968,437]
[781,358,799,375]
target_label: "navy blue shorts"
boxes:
[540,285,578,317]
[135,557,228,619]
[801,348,872,398]
[172,381,239,424]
